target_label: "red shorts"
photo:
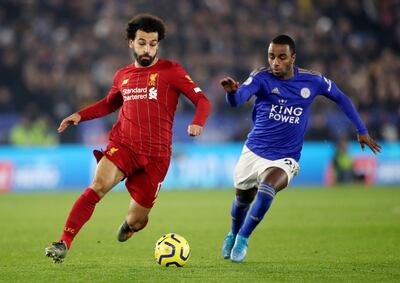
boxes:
[93,142,170,208]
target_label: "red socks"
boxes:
[60,188,101,249]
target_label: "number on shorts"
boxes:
[284,158,299,176]
[284,158,294,174]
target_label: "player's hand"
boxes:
[187,124,203,137]
[57,113,81,133]
[220,77,240,93]
[357,134,382,155]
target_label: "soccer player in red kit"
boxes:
[45,14,211,263]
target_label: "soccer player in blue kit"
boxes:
[220,35,381,263]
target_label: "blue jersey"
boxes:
[226,67,367,161]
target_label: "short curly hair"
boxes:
[271,34,296,55]
[126,14,166,41]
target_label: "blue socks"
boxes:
[230,198,250,235]
[238,183,276,238]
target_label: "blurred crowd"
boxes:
[0,0,399,145]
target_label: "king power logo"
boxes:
[269,104,303,124]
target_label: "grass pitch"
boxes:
[0,186,399,282]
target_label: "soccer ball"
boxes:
[154,233,191,267]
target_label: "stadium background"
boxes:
[0,0,398,191]
[0,1,399,282]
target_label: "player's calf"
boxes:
[117,217,148,242]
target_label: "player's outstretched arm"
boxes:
[357,134,382,155]
[57,113,81,133]
[220,77,240,93]
[187,124,203,137]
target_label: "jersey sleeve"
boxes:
[78,71,123,121]
[171,64,211,126]
[225,74,261,107]
[319,76,368,135]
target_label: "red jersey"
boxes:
[78,59,211,157]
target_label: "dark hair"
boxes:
[126,14,166,41]
[271,34,296,54]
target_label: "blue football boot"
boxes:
[221,232,236,259]
[230,235,249,262]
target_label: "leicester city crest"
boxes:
[300,87,311,99]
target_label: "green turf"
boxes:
[0,187,399,282]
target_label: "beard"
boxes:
[271,65,292,78]
[134,52,157,67]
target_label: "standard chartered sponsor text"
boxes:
[123,87,148,101]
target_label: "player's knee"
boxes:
[259,167,288,191]
[91,177,113,197]
[235,187,257,204]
